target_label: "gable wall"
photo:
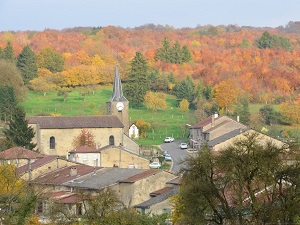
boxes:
[100,147,149,169]
[118,172,176,207]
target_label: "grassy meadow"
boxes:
[20,86,194,146]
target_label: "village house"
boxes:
[188,113,248,149]
[67,145,149,169]
[0,147,44,167]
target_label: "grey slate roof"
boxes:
[207,128,249,147]
[108,65,128,102]
[64,167,148,190]
[134,186,178,209]
[28,115,124,129]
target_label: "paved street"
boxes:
[160,141,190,174]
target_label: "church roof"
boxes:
[28,115,124,129]
[108,65,128,102]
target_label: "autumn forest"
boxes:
[1,22,300,126]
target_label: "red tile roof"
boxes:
[120,169,162,183]
[166,177,181,185]
[16,155,57,175]
[150,187,173,196]
[68,145,99,153]
[190,115,225,129]
[30,164,102,185]
[0,147,44,159]
[42,191,81,204]
[28,115,124,129]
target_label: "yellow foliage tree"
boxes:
[278,97,300,124]
[213,79,239,110]
[178,99,189,112]
[144,91,167,112]
[0,165,37,223]
[135,120,151,138]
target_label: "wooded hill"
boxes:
[1,21,300,105]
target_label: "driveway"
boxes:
[160,141,190,174]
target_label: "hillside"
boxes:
[1,22,300,104]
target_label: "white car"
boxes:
[180,142,188,149]
[164,137,174,143]
[165,154,172,161]
[149,161,161,169]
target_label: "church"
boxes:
[28,65,140,156]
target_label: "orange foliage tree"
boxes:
[213,79,239,110]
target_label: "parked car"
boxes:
[165,154,172,161]
[149,161,161,169]
[163,150,168,156]
[180,142,188,149]
[164,137,174,143]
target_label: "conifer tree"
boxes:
[4,106,36,150]
[4,41,15,62]
[124,51,149,106]
[17,45,38,85]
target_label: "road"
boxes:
[160,141,190,174]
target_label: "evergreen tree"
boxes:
[123,52,149,106]
[4,106,36,150]
[257,31,292,51]
[4,41,15,62]
[171,41,182,64]
[233,96,251,124]
[155,37,171,62]
[0,47,3,59]
[182,45,191,62]
[17,45,38,85]
[173,76,194,103]
[0,85,17,121]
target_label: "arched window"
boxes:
[50,136,55,149]
[109,135,115,146]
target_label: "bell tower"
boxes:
[106,65,129,135]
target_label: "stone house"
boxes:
[67,145,149,169]
[189,114,248,149]
[0,147,44,167]
[134,177,180,215]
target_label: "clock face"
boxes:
[116,102,124,111]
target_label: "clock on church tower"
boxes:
[106,65,129,135]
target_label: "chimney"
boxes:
[70,167,77,176]
[214,112,218,118]
[237,115,240,122]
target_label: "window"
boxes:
[50,136,55,149]
[37,201,43,213]
[109,135,115,145]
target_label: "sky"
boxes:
[0,0,300,31]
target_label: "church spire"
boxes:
[109,64,128,102]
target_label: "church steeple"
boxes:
[109,65,128,102]
[106,64,129,135]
